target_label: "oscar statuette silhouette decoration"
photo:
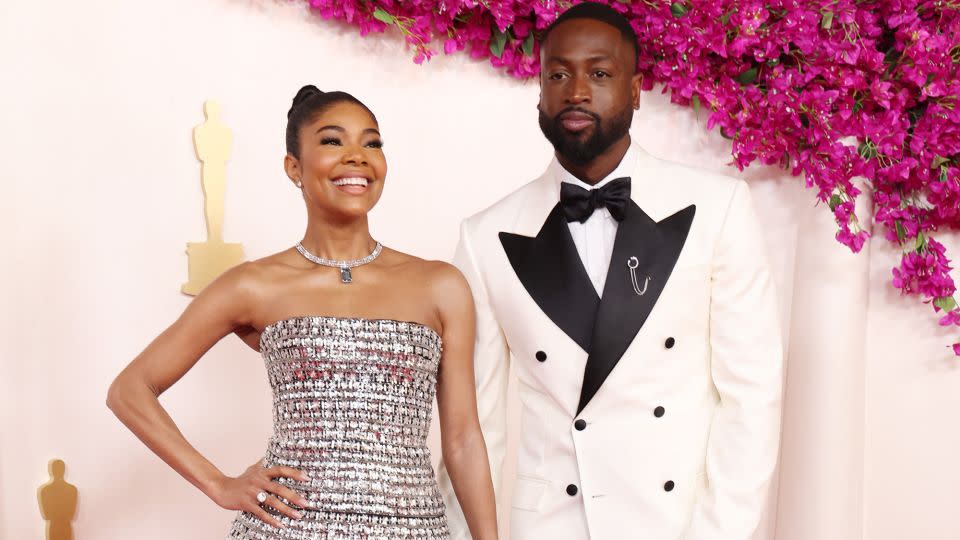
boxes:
[182,100,245,295]
[38,459,78,540]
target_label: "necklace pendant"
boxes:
[294,241,382,283]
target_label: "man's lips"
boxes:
[559,111,596,132]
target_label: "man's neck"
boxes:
[558,136,631,186]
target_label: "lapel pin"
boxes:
[627,256,651,296]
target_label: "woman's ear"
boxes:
[284,154,302,188]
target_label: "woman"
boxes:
[107,86,498,539]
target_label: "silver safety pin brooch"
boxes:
[627,256,651,296]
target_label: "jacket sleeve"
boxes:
[683,180,785,540]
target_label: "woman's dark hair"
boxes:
[285,85,377,158]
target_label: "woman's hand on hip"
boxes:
[209,460,311,528]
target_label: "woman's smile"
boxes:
[330,175,372,195]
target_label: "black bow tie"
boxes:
[560,177,631,223]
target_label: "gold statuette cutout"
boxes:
[38,459,77,540]
[182,100,245,295]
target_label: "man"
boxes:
[437,3,784,539]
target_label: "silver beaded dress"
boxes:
[227,316,449,540]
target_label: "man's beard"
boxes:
[538,105,633,166]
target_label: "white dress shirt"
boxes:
[558,144,637,295]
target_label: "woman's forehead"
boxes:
[307,102,378,130]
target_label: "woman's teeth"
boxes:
[332,177,369,186]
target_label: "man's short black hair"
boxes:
[540,2,639,67]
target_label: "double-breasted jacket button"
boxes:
[574,419,587,431]
[536,350,547,362]
[665,337,676,349]
[664,480,675,492]
[566,484,579,496]
[654,406,665,418]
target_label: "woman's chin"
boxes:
[324,202,377,221]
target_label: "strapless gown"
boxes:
[227,316,449,539]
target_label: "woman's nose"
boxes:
[342,146,368,166]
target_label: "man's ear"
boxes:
[632,72,642,110]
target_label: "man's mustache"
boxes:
[554,107,601,123]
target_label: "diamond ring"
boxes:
[256,491,268,504]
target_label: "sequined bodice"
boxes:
[259,316,445,519]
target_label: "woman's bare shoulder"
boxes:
[210,249,305,296]
[381,248,466,288]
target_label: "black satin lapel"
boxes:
[499,204,600,352]
[577,203,697,414]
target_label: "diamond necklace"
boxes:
[295,241,383,284]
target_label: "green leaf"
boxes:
[858,141,877,160]
[691,95,701,114]
[935,296,959,312]
[829,194,843,211]
[522,33,535,56]
[916,231,927,252]
[895,220,907,243]
[932,155,950,168]
[671,3,689,18]
[490,28,508,58]
[821,11,834,30]
[884,47,901,66]
[941,165,950,182]
[373,7,396,24]
[720,9,735,25]
[736,67,758,85]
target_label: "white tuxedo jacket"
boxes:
[437,143,784,540]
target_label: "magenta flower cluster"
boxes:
[303,0,960,354]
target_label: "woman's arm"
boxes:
[106,263,308,528]
[432,263,499,540]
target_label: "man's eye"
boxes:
[549,73,567,80]
[594,71,610,78]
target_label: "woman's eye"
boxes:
[366,140,384,149]
[320,137,342,146]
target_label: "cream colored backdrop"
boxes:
[2,1,959,539]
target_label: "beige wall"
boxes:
[2,1,959,538]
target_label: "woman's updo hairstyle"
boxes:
[285,85,377,159]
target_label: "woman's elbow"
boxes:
[106,372,143,416]
[105,376,126,414]
[441,425,484,462]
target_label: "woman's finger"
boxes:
[269,481,310,508]
[247,502,284,529]
[263,493,304,521]
[265,465,309,481]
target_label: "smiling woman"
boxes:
[105,85,500,540]
[284,87,385,214]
